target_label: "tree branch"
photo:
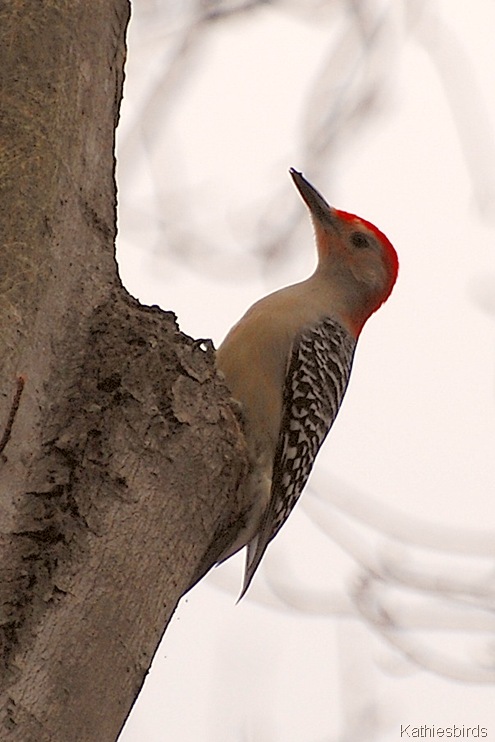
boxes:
[0,3,248,740]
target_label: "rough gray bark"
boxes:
[0,3,247,740]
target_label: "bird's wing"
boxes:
[240,317,356,599]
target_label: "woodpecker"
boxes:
[215,168,398,599]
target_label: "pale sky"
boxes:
[117,1,495,740]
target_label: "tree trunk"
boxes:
[0,3,247,740]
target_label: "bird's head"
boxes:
[290,168,399,336]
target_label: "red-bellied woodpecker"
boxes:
[216,168,398,599]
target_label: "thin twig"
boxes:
[0,375,25,455]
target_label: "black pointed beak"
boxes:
[289,168,335,227]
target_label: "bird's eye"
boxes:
[350,232,370,249]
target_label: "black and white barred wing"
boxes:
[242,317,356,597]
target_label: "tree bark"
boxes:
[0,3,247,740]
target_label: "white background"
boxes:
[116,1,495,739]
